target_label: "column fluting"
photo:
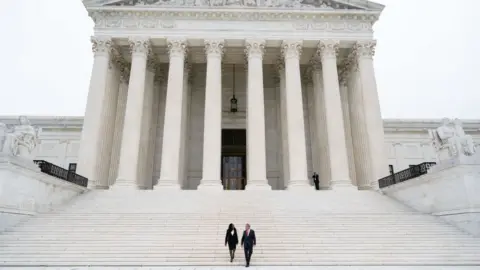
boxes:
[281,40,310,189]
[276,60,290,189]
[113,37,151,189]
[156,39,188,189]
[198,39,224,190]
[244,39,271,190]
[318,40,354,188]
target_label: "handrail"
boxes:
[378,162,436,189]
[33,160,88,188]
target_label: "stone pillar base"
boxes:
[331,180,357,190]
[110,180,138,191]
[198,182,223,191]
[287,182,314,191]
[154,183,182,190]
[245,182,272,190]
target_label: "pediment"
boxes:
[83,0,384,11]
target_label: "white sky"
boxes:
[0,0,479,119]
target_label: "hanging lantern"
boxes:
[230,95,238,112]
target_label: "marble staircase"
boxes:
[1,189,480,267]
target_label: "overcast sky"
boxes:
[0,0,479,119]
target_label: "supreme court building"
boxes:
[78,0,390,191]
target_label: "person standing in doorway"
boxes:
[241,223,256,267]
[313,172,320,190]
[225,223,239,262]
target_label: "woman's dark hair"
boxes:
[228,223,235,231]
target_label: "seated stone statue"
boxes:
[429,118,476,162]
[0,116,39,159]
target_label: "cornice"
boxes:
[87,6,381,24]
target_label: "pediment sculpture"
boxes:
[429,118,476,162]
[108,0,347,9]
[0,116,40,160]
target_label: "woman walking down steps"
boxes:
[225,223,239,262]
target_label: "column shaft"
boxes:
[318,41,353,188]
[157,39,187,189]
[339,69,357,186]
[198,40,224,190]
[245,40,271,190]
[76,36,118,189]
[144,73,162,189]
[178,64,191,187]
[311,62,332,189]
[281,40,310,189]
[347,57,374,189]
[355,41,389,189]
[107,65,129,186]
[114,37,150,189]
[277,61,289,189]
[137,60,156,189]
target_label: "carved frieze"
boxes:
[105,0,364,9]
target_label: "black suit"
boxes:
[241,229,256,266]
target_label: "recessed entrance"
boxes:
[221,129,246,190]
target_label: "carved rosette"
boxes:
[317,40,339,60]
[129,37,151,56]
[204,39,224,58]
[245,39,265,59]
[281,40,303,60]
[91,36,113,55]
[168,38,188,58]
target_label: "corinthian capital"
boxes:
[91,36,113,54]
[276,58,285,74]
[317,40,339,60]
[310,58,322,73]
[168,38,188,58]
[204,39,224,57]
[281,40,303,60]
[245,39,265,59]
[128,37,151,56]
[353,41,377,59]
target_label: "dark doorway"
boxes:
[221,129,247,190]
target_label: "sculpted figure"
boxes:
[453,118,476,156]
[1,116,39,159]
[429,118,477,161]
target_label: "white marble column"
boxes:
[144,71,163,189]
[113,37,151,189]
[108,64,129,186]
[339,66,357,186]
[310,60,332,189]
[178,62,191,188]
[281,40,310,190]
[157,39,188,189]
[77,36,119,189]
[137,58,156,189]
[198,39,224,190]
[244,40,271,190]
[276,60,290,189]
[318,40,354,188]
[354,41,388,189]
[347,56,374,189]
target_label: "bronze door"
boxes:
[221,155,246,190]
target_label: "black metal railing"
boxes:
[33,160,88,187]
[378,162,436,189]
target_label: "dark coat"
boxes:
[241,229,256,248]
[225,228,239,250]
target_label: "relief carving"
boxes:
[0,116,40,159]
[108,0,354,8]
